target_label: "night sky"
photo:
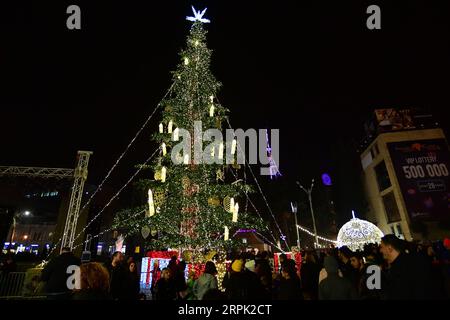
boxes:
[1,1,450,222]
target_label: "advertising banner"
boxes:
[388,139,450,221]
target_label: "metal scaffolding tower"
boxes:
[60,151,93,252]
[0,151,93,253]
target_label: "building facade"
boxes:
[361,115,450,241]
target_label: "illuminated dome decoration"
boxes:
[337,211,384,251]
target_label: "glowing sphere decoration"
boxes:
[321,173,332,186]
[337,211,384,251]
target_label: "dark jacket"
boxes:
[381,253,434,300]
[123,271,140,300]
[41,252,80,294]
[154,278,177,300]
[319,257,358,300]
[109,264,128,300]
[225,270,265,300]
[277,276,303,300]
[300,262,320,297]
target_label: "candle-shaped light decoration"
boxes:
[168,120,173,134]
[161,143,167,156]
[148,189,155,217]
[184,57,189,65]
[209,105,215,117]
[231,138,237,155]
[229,197,235,213]
[183,154,190,165]
[209,95,214,103]
[159,123,164,133]
[173,127,179,141]
[218,142,224,160]
[224,226,229,241]
[232,202,239,223]
[161,167,166,183]
[211,145,215,158]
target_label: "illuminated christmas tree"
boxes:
[113,7,262,258]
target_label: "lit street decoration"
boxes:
[337,210,384,251]
[321,173,332,186]
[186,6,211,24]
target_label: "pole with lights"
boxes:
[290,202,301,249]
[296,179,319,248]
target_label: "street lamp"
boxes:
[296,179,319,248]
[9,211,32,250]
[290,201,301,249]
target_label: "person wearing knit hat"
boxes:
[231,259,244,273]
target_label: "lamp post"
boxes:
[9,211,31,251]
[290,202,301,249]
[296,179,319,248]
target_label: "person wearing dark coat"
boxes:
[174,260,188,299]
[123,260,140,300]
[300,251,320,300]
[154,268,177,300]
[225,259,262,300]
[40,247,80,299]
[319,256,358,300]
[107,251,128,300]
[380,234,435,300]
[277,264,303,300]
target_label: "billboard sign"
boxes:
[387,139,450,221]
[375,109,415,133]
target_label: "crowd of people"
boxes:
[2,234,450,300]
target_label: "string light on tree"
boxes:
[209,105,215,117]
[161,143,167,156]
[168,120,173,134]
[159,123,164,133]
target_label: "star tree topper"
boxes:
[186,6,211,23]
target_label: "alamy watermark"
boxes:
[170,121,280,176]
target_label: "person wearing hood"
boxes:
[319,256,358,300]
[193,261,218,300]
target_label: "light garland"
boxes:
[70,147,160,248]
[224,116,290,251]
[46,84,175,259]
[296,224,337,244]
